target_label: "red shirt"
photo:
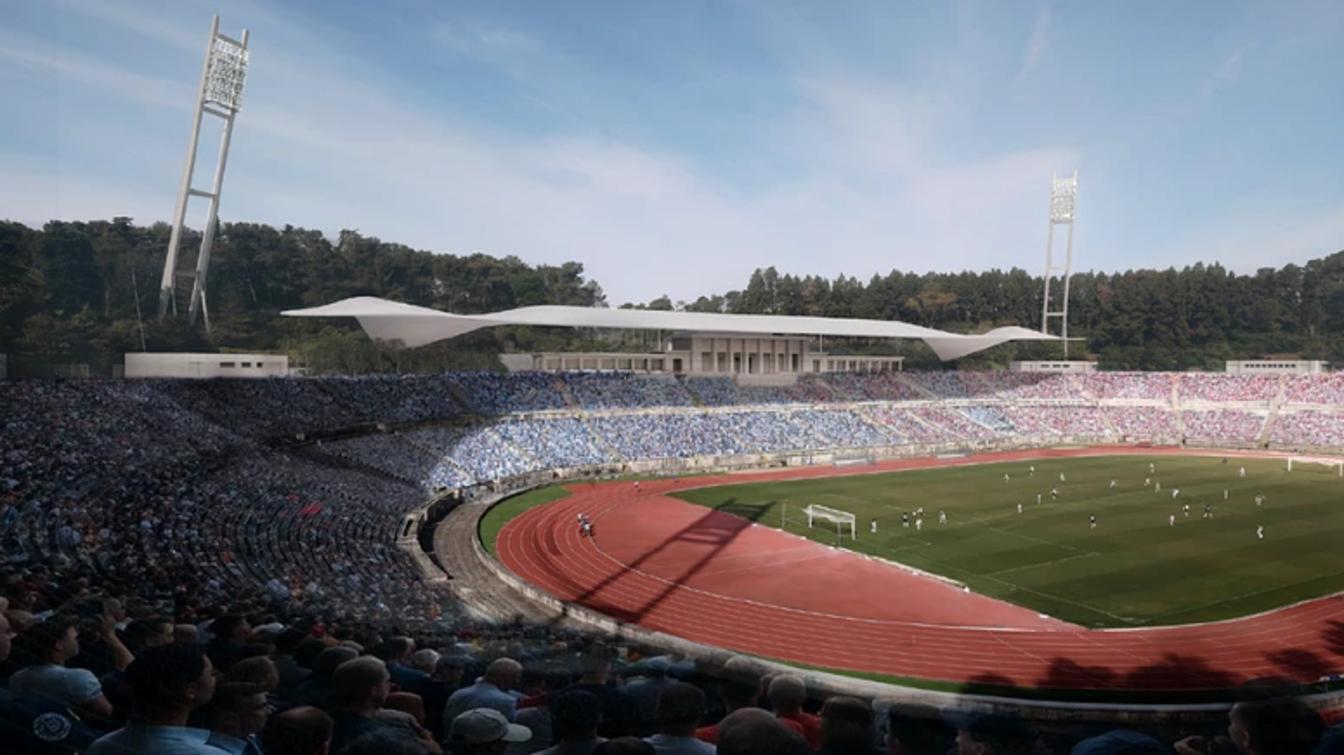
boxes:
[777,711,823,750]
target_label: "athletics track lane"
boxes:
[497,447,1344,690]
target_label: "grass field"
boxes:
[672,454,1344,628]
[479,486,571,557]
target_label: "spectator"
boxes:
[86,643,218,754]
[624,658,673,730]
[716,708,808,755]
[409,648,441,676]
[644,682,713,755]
[562,644,641,739]
[8,615,114,720]
[817,696,881,755]
[380,636,432,694]
[593,739,657,755]
[259,706,334,755]
[123,616,174,657]
[1072,730,1171,755]
[1176,698,1324,755]
[194,681,269,754]
[272,629,315,698]
[328,656,440,754]
[537,689,606,755]
[209,615,267,673]
[449,707,533,754]
[884,702,954,755]
[445,657,524,724]
[695,656,802,745]
[768,674,820,750]
[0,610,99,753]
[952,713,1037,755]
[424,655,469,740]
[295,646,359,709]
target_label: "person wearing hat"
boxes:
[451,707,532,754]
[951,711,1037,755]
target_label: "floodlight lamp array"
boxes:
[204,37,249,111]
[1050,175,1077,223]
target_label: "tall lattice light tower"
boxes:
[158,15,250,334]
[1040,171,1077,358]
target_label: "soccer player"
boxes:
[1004,473,1010,482]
[1029,465,1035,476]
[870,519,878,535]
[1224,489,1229,500]
[1239,466,1246,478]
[1169,513,1176,526]
[901,512,909,528]
[1036,493,1042,505]
[938,510,947,525]
[634,480,641,491]
[1060,472,1067,482]
[1144,477,1151,486]
[1203,503,1212,519]
[1172,488,1180,499]
[1255,494,1264,506]
[1155,481,1161,493]
[1149,462,1156,474]
[915,517,923,531]
[1183,503,1190,517]
[1050,488,1059,500]
[1017,502,1023,514]
[1257,525,1264,540]
[1109,479,1117,489]
[1089,514,1097,529]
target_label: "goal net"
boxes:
[804,504,857,540]
[1287,456,1344,477]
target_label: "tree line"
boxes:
[1,217,1341,374]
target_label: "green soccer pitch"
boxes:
[672,454,1344,628]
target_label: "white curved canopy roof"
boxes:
[282,296,1062,361]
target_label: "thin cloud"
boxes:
[1014,6,1051,84]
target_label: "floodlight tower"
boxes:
[1040,171,1077,358]
[158,15,250,335]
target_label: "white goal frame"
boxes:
[804,504,857,539]
[1286,456,1344,477]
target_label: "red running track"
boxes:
[497,447,1344,691]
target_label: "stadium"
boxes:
[5,4,1344,755]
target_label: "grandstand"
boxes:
[7,368,1344,752]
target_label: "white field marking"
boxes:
[982,551,1102,578]
[1134,563,1344,626]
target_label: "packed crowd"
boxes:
[1178,375,1281,403]
[1268,411,1344,449]
[6,373,1344,752]
[2,575,1340,755]
[1181,411,1268,444]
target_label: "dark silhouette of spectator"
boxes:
[1177,698,1324,755]
[885,702,954,755]
[0,610,99,753]
[379,636,432,695]
[208,615,268,672]
[194,681,269,754]
[644,682,713,755]
[340,728,434,755]
[272,629,315,698]
[259,705,334,755]
[717,708,809,755]
[562,644,640,738]
[423,654,468,740]
[295,646,359,709]
[593,738,657,755]
[1072,730,1172,755]
[86,643,218,754]
[538,689,605,755]
[952,712,1037,755]
[818,695,881,755]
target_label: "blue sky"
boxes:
[2,0,1342,305]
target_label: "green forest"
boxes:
[2,217,1343,375]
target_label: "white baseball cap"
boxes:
[450,708,532,745]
